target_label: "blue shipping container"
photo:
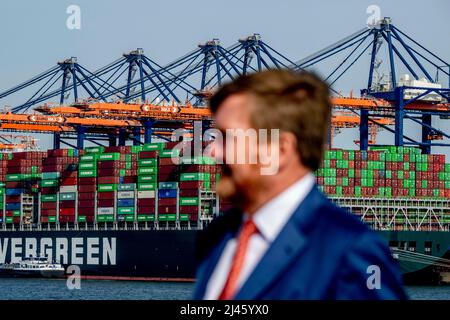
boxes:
[117,199,134,207]
[158,189,177,198]
[6,189,24,196]
[6,202,20,210]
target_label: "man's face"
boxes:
[212,94,266,205]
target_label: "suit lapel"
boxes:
[234,185,323,300]
[194,232,235,299]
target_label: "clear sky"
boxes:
[0,0,449,155]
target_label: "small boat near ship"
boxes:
[0,256,65,278]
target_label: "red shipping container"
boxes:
[42,165,65,172]
[189,214,198,221]
[60,216,75,223]
[179,206,198,214]
[98,176,120,184]
[98,161,123,169]
[139,151,158,159]
[122,176,137,184]
[137,198,155,207]
[159,158,175,166]
[158,205,177,214]
[5,195,21,202]
[97,192,115,200]
[104,146,131,153]
[78,185,96,192]
[137,206,155,214]
[60,177,77,186]
[61,171,78,178]
[97,199,114,207]
[59,208,76,216]
[159,166,178,174]
[179,181,205,189]
[78,200,95,208]
[41,202,57,210]
[41,217,49,223]
[78,177,96,185]
[79,207,95,215]
[41,209,57,215]
[47,149,68,157]
[158,198,177,206]
[5,211,14,217]
[42,157,66,165]
[97,168,121,176]
[59,200,76,208]
[78,192,96,200]
[158,173,180,181]
[6,166,25,174]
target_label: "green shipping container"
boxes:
[159,149,180,158]
[97,215,114,222]
[13,210,21,217]
[137,215,155,222]
[158,214,168,221]
[142,143,165,151]
[99,153,121,161]
[137,183,157,191]
[180,214,189,221]
[80,154,98,162]
[138,175,157,183]
[48,216,57,223]
[78,170,97,178]
[77,216,87,222]
[5,217,13,223]
[166,214,177,221]
[138,159,158,167]
[78,162,97,170]
[117,207,135,215]
[179,197,199,206]
[97,184,118,192]
[130,146,143,153]
[180,173,210,181]
[6,174,25,181]
[41,179,59,187]
[84,146,105,154]
[138,167,157,175]
[41,194,57,202]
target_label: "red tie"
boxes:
[218,219,258,300]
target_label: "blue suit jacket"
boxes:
[193,185,407,300]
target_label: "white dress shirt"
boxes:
[204,173,315,299]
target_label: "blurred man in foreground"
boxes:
[193,69,407,300]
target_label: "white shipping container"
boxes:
[97,207,114,215]
[118,191,135,199]
[59,186,77,193]
[137,191,156,199]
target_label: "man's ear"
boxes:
[278,131,299,168]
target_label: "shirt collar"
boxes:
[245,172,315,243]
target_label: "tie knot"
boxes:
[241,219,258,237]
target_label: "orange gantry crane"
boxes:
[3,95,441,149]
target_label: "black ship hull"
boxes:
[0,229,448,284]
[0,229,197,281]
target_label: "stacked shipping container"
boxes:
[1,144,449,227]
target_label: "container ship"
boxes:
[0,141,449,284]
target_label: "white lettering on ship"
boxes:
[0,237,116,265]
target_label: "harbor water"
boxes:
[0,278,448,300]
